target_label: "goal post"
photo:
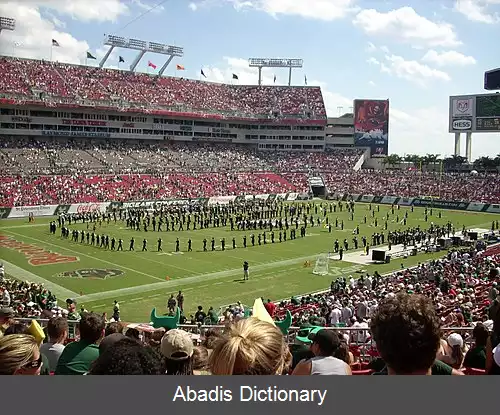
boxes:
[312,253,329,276]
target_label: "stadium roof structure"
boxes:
[100,34,184,75]
[0,16,15,34]
[248,58,303,86]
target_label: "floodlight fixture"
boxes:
[248,57,304,86]
[0,16,15,33]
[100,34,184,74]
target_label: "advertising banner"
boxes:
[255,194,270,200]
[66,202,110,215]
[8,205,58,218]
[466,202,487,212]
[353,99,389,157]
[412,199,468,210]
[380,196,398,205]
[451,98,474,117]
[286,193,298,201]
[208,196,237,205]
[359,195,375,203]
[276,193,288,201]
[486,204,500,214]
[397,197,414,206]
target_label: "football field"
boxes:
[0,202,495,322]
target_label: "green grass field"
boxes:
[0,202,496,322]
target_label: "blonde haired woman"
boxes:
[209,318,291,375]
[0,334,42,375]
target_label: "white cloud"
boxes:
[368,80,376,86]
[369,54,451,86]
[189,0,358,20]
[353,7,461,48]
[15,0,129,22]
[131,0,165,13]
[0,3,90,64]
[454,0,500,24]
[422,49,477,66]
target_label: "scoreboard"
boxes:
[449,93,500,133]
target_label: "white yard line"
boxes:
[1,259,79,299]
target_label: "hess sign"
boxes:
[452,119,472,130]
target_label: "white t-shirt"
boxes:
[329,308,341,325]
[351,321,369,344]
[40,342,66,372]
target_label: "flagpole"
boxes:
[50,45,53,62]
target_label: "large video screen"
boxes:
[353,99,389,157]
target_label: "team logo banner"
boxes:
[354,99,389,157]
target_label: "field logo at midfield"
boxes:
[57,268,124,280]
[0,235,78,266]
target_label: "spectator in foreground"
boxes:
[55,312,105,375]
[292,330,352,375]
[486,308,500,375]
[463,323,489,370]
[437,333,466,369]
[192,345,211,375]
[3,322,51,375]
[104,321,123,337]
[40,317,68,372]
[370,293,464,375]
[209,318,291,375]
[99,333,126,355]
[0,307,15,338]
[0,334,42,375]
[161,329,195,375]
[89,338,163,375]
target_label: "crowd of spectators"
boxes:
[1,244,499,375]
[0,57,326,119]
[2,136,499,206]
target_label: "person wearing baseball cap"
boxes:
[291,329,351,375]
[161,329,194,375]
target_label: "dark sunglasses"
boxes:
[23,355,42,370]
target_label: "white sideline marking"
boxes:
[1,260,79,299]
[3,230,166,283]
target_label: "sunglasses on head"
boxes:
[23,355,42,370]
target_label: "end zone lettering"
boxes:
[0,235,78,266]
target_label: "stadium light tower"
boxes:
[100,34,184,75]
[0,17,15,35]
[248,58,303,86]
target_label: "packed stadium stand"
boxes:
[0,57,326,118]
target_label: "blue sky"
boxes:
[0,0,499,159]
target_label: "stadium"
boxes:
[1,12,500,377]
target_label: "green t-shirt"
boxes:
[463,346,486,370]
[55,341,99,375]
[373,360,453,375]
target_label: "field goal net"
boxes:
[312,253,329,276]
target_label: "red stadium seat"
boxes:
[352,369,373,376]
